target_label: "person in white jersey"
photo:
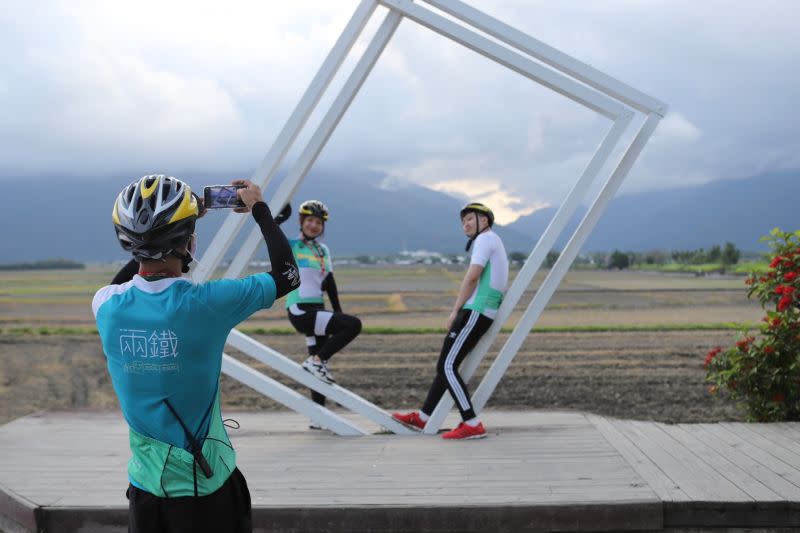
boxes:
[393,202,508,440]
[283,200,362,423]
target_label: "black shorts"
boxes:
[127,467,252,533]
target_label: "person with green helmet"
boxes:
[281,200,362,426]
[393,202,508,440]
[92,175,298,532]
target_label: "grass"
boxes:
[1,322,759,337]
[631,261,769,275]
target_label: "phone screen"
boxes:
[203,185,246,209]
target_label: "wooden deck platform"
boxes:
[2,409,800,532]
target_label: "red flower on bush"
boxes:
[764,346,775,354]
[770,256,784,268]
[771,317,782,328]
[704,347,722,368]
[785,272,799,282]
[778,295,793,311]
[735,336,755,350]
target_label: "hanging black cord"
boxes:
[163,399,214,479]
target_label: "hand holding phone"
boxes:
[230,179,264,212]
[203,185,246,209]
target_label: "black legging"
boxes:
[288,304,362,406]
[421,309,492,421]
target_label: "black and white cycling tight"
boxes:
[287,303,361,405]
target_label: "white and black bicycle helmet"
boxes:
[298,200,329,221]
[112,174,198,261]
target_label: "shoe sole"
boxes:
[392,417,424,432]
[302,365,334,385]
[443,432,487,440]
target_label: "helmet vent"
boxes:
[144,176,157,188]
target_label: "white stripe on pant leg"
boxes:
[305,336,317,347]
[444,311,478,412]
[314,310,333,336]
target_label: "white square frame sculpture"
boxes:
[194,0,667,436]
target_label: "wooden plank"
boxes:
[699,423,800,492]
[587,414,687,502]
[680,423,800,500]
[734,423,800,462]
[609,419,748,501]
[659,423,780,500]
[721,423,800,475]
[634,421,754,501]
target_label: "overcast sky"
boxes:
[2,1,798,223]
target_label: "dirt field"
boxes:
[0,267,757,426]
[0,329,744,427]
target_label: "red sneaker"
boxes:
[392,411,426,431]
[441,422,487,440]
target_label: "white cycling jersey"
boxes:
[463,230,508,319]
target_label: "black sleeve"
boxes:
[110,259,139,285]
[322,272,342,313]
[273,203,291,226]
[251,202,300,299]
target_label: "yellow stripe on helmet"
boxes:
[112,197,121,225]
[465,203,490,213]
[140,175,160,199]
[168,186,199,223]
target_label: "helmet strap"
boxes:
[464,212,489,252]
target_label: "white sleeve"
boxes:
[92,284,125,318]
[469,233,493,267]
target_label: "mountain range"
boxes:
[0,170,796,263]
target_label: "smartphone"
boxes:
[203,185,246,209]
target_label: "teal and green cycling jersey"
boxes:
[92,273,276,496]
[285,238,333,308]
[462,230,509,318]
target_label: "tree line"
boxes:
[0,259,85,271]
[508,242,743,270]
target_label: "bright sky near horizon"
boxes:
[2,1,799,224]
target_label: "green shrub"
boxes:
[705,228,800,421]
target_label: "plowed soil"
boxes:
[0,329,743,426]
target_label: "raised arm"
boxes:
[235,180,299,299]
[110,258,139,285]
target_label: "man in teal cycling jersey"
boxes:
[93,175,298,532]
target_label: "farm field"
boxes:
[0,266,761,426]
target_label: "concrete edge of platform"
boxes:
[254,502,664,532]
[664,501,800,528]
[10,501,662,533]
[0,482,38,533]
